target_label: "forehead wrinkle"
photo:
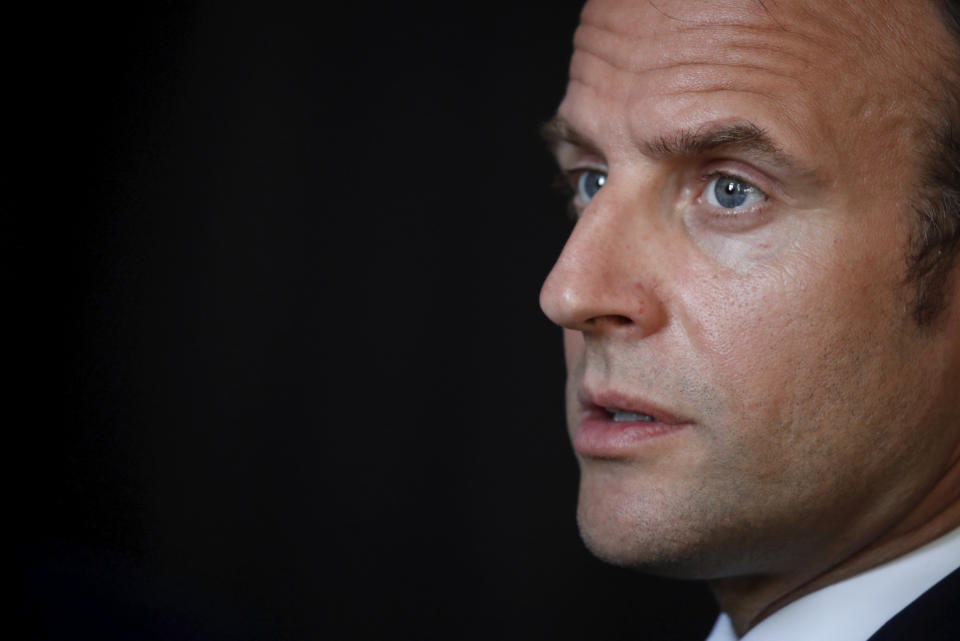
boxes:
[576,8,822,57]
[570,44,803,114]
[565,51,802,128]
[652,87,790,113]
[573,21,814,90]
[782,0,914,52]
[646,60,800,85]
[562,70,813,182]
[568,14,820,150]
[579,0,779,34]
[570,47,805,103]
[672,22,820,68]
[722,39,813,72]
[761,0,953,102]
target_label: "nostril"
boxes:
[587,314,634,327]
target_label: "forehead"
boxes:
[573,0,941,81]
[562,0,948,169]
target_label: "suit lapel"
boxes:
[866,566,960,641]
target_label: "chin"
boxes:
[575,472,736,580]
[578,514,705,579]
[577,493,680,575]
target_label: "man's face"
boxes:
[541,0,960,580]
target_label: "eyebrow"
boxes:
[540,115,813,177]
[540,116,603,157]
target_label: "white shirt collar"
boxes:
[704,526,960,641]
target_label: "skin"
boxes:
[539,0,960,634]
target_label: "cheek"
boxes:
[673,237,903,428]
[675,197,907,371]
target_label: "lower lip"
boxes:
[573,408,690,458]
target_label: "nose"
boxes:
[539,198,667,337]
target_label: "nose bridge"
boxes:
[539,187,667,335]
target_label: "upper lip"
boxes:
[579,387,692,426]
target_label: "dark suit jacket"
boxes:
[867,566,960,640]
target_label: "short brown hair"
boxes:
[910,0,960,324]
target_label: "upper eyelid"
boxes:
[559,154,608,172]
[699,157,783,195]
[565,165,608,181]
[552,139,607,169]
[559,157,770,183]
[700,170,764,191]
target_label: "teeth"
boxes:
[606,408,656,423]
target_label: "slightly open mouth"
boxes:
[604,407,656,423]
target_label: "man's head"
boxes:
[540,0,960,594]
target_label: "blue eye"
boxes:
[577,170,606,204]
[705,175,765,209]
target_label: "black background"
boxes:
[23,2,716,639]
